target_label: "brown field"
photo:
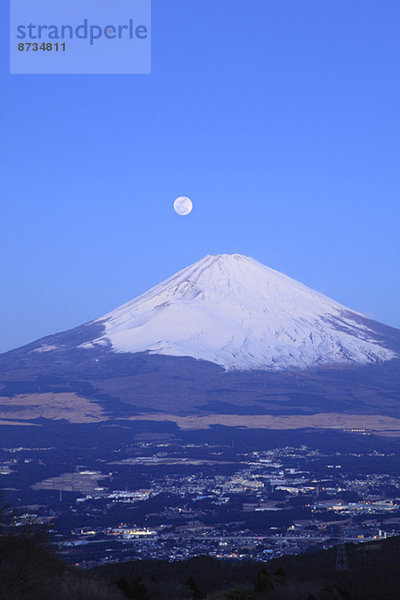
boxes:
[126,412,400,435]
[0,393,105,424]
[1,393,400,437]
[32,470,109,492]
[0,419,40,426]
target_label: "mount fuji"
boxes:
[0,254,399,425]
[82,253,396,371]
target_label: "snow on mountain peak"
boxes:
[91,254,397,370]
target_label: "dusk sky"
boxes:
[1,0,399,353]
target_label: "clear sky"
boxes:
[0,0,399,353]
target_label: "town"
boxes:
[2,427,400,567]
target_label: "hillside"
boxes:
[2,526,400,599]
[95,535,400,600]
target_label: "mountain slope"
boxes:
[74,254,395,370]
[0,254,399,424]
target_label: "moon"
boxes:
[174,196,193,216]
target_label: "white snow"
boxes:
[91,254,396,370]
[78,339,109,350]
[33,345,59,353]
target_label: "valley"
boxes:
[2,422,400,566]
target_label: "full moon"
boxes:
[174,196,193,216]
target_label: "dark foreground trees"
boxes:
[0,492,123,600]
[0,531,124,600]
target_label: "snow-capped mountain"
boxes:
[74,254,396,371]
[1,253,399,423]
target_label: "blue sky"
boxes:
[0,0,399,352]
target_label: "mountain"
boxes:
[0,254,399,427]
[30,254,399,371]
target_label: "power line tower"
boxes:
[336,535,349,571]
